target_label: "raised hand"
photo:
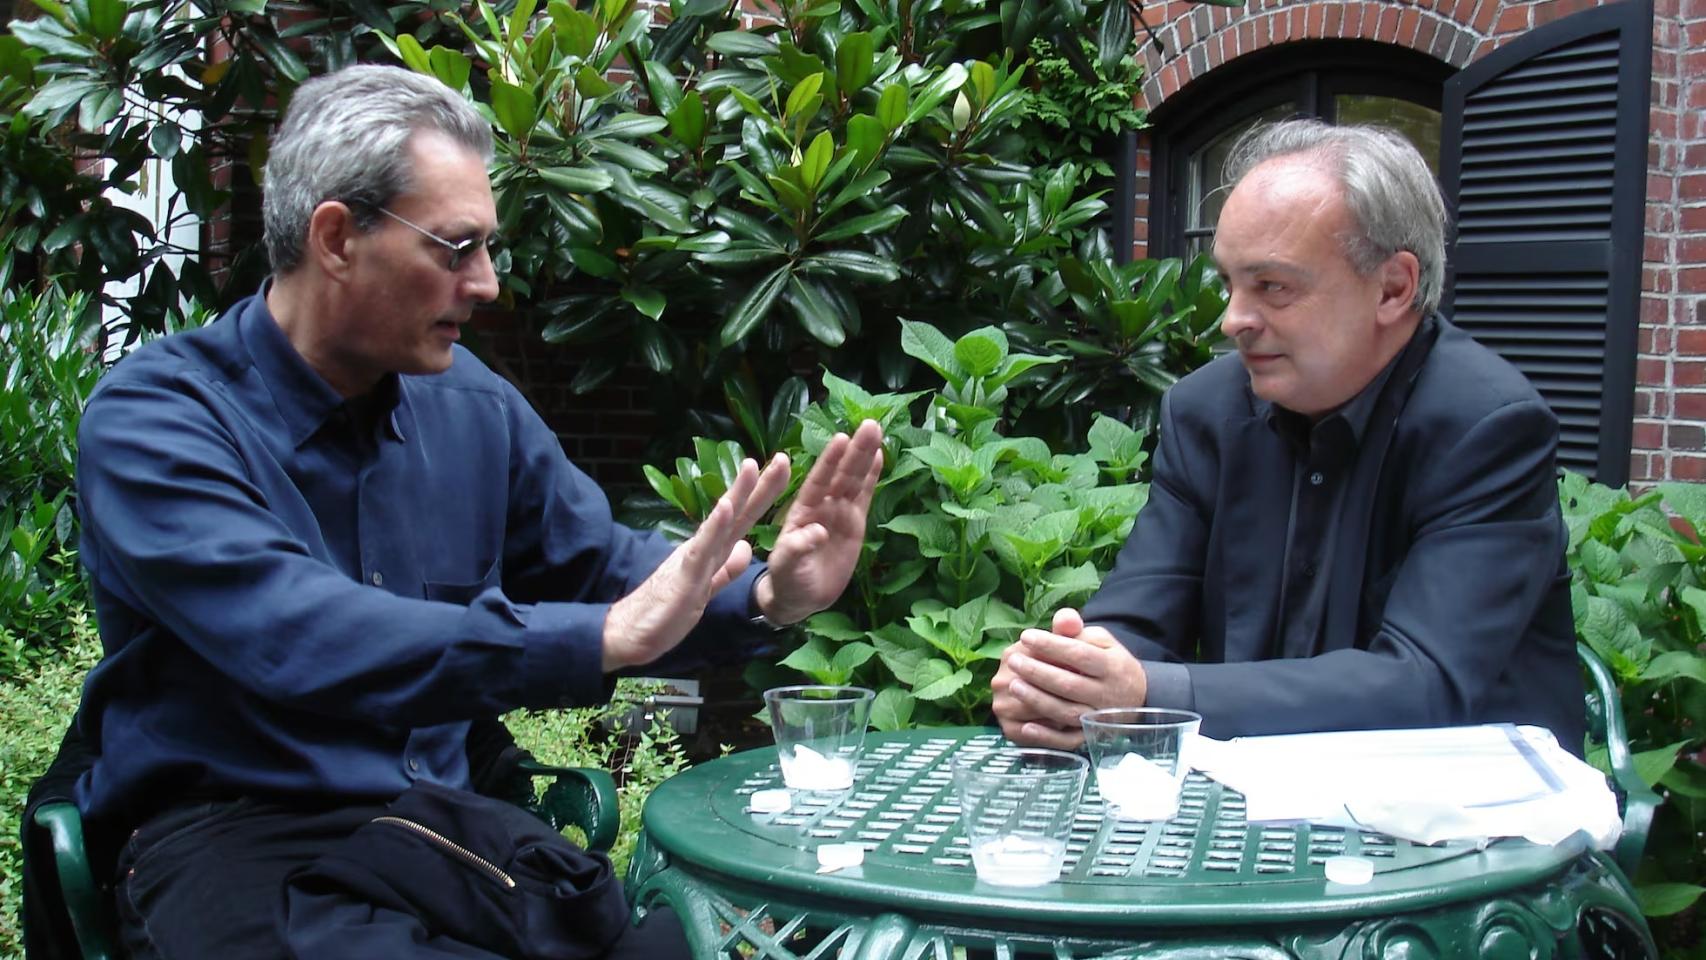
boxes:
[754,419,885,626]
[991,608,1149,749]
[602,454,791,671]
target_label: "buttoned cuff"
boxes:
[521,601,616,709]
[1142,661,1196,712]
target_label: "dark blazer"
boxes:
[1083,316,1584,748]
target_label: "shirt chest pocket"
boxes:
[422,557,502,606]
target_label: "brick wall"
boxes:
[1125,0,1703,484]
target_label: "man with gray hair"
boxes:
[70,64,883,957]
[993,119,1581,750]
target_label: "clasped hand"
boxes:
[990,608,1149,750]
[602,420,884,671]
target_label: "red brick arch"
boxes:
[1135,0,1609,113]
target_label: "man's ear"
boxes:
[306,201,361,282]
[1375,250,1422,327]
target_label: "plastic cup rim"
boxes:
[952,746,1089,778]
[762,684,877,704]
[1080,707,1202,730]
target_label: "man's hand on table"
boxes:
[992,608,1149,750]
[602,420,884,671]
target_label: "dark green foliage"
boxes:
[1560,472,1706,944]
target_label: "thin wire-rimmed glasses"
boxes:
[359,203,499,272]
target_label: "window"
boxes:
[1147,41,1453,259]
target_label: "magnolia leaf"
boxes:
[870,687,915,730]
[488,79,537,139]
[785,71,825,119]
[538,165,614,193]
[876,81,908,131]
[720,264,790,347]
[620,285,666,320]
[834,30,875,94]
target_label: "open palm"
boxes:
[758,420,885,625]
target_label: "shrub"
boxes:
[1560,471,1706,938]
[642,320,1151,727]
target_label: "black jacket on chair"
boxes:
[1083,316,1584,748]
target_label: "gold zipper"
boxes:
[372,816,517,890]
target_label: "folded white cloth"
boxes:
[1190,724,1622,850]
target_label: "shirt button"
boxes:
[1302,561,1317,578]
[1309,471,1325,486]
[371,571,384,587]
[408,758,420,772]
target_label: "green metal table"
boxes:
[627,728,1654,959]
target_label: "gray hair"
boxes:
[262,64,492,273]
[1222,119,1447,317]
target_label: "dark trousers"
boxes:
[114,797,690,959]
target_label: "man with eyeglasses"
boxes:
[64,64,883,958]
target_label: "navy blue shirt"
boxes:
[74,289,767,829]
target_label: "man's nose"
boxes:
[1219,291,1260,340]
[462,246,500,304]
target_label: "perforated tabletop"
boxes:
[639,728,1588,926]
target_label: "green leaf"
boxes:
[553,5,599,57]
[428,46,472,92]
[1636,883,1704,918]
[913,665,973,701]
[784,71,825,120]
[900,320,962,383]
[596,112,669,139]
[720,265,790,346]
[787,275,845,347]
[844,113,886,169]
[488,79,537,139]
[538,165,614,193]
[797,250,899,282]
[834,31,875,95]
[86,0,124,40]
[705,30,780,57]
[869,687,915,730]
[1631,739,1690,787]
[814,205,907,243]
[779,636,835,681]
[1095,0,1133,73]
[876,81,907,131]
[574,64,615,98]
[667,91,706,149]
[799,130,833,191]
[621,285,666,320]
[1643,650,1706,687]
[832,640,877,674]
[803,611,866,642]
[882,512,958,558]
[568,245,617,277]
[953,327,1007,377]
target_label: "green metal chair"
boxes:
[1578,641,1662,878]
[28,758,620,960]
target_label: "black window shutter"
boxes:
[1439,0,1652,486]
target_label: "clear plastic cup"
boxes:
[1080,707,1202,821]
[762,685,874,791]
[951,747,1088,887]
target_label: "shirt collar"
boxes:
[237,280,408,448]
[1259,316,1433,449]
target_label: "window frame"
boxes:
[1144,40,1454,258]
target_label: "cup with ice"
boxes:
[763,685,874,791]
[1080,707,1201,821]
[951,747,1088,887]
